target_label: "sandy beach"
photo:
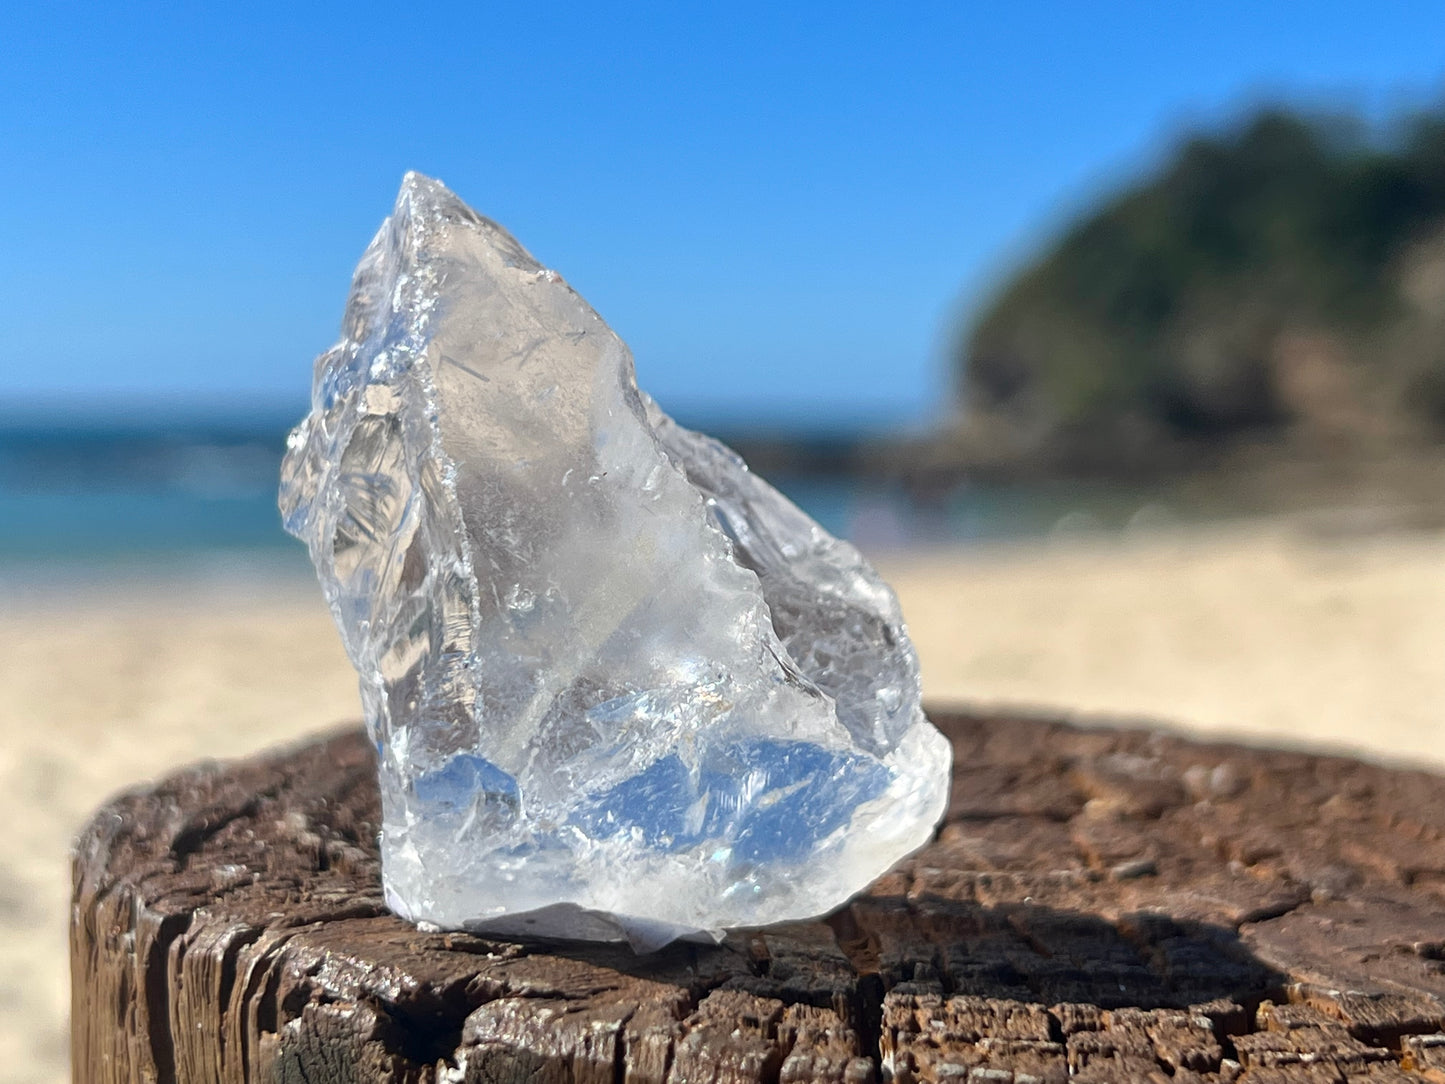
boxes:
[7,518,1445,1083]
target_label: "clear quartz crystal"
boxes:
[279,173,951,950]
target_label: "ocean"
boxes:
[0,414,1183,580]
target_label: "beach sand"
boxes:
[6,519,1445,1082]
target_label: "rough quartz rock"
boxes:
[279,173,952,949]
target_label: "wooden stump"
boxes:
[71,710,1445,1083]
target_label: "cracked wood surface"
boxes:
[71,710,1445,1083]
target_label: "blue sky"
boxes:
[4,2,1444,430]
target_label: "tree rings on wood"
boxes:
[71,710,1445,1083]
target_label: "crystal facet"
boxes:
[280,174,952,949]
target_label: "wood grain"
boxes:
[71,710,1445,1082]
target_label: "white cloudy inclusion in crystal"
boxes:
[279,173,951,949]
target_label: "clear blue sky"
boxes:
[4,2,1444,430]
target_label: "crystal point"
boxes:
[280,174,951,948]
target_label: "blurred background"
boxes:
[7,3,1445,1079]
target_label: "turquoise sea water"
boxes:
[0,417,1182,576]
[0,420,295,560]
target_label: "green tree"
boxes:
[961,106,1445,452]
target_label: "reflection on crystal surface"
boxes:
[280,173,952,949]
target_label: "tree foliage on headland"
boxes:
[957,105,1445,471]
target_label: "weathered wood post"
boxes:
[72,710,1445,1083]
